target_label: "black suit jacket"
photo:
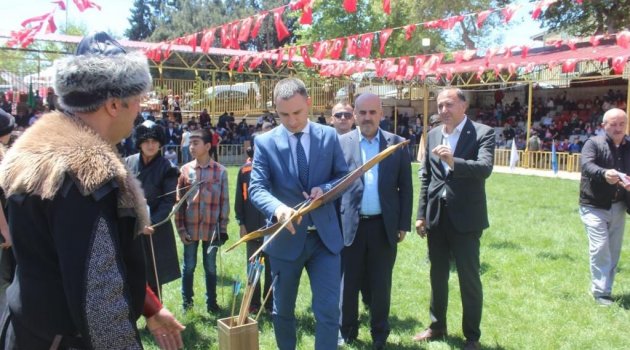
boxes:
[339,129,413,246]
[417,118,495,233]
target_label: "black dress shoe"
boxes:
[464,340,480,350]
[412,328,447,342]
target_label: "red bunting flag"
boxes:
[249,55,264,70]
[51,0,66,10]
[413,56,426,75]
[21,13,52,27]
[330,38,345,59]
[288,47,297,67]
[502,4,520,24]
[567,39,577,50]
[397,56,409,77]
[357,33,374,58]
[562,59,577,73]
[589,35,603,47]
[200,29,216,53]
[425,54,443,71]
[493,63,504,77]
[508,62,517,76]
[616,30,630,49]
[44,15,56,34]
[520,45,529,58]
[251,12,267,38]
[230,22,240,48]
[404,24,416,40]
[343,0,357,13]
[532,0,558,20]
[273,7,290,41]
[300,0,314,25]
[441,15,464,30]
[476,10,492,28]
[355,61,367,73]
[379,29,393,56]
[72,0,101,12]
[186,33,197,52]
[476,66,486,79]
[346,35,359,56]
[374,59,385,77]
[276,48,284,67]
[238,17,252,43]
[313,40,330,60]
[220,24,230,48]
[612,56,627,74]
[162,42,173,60]
[228,56,239,70]
[237,55,249,72]
[299,46,312,67]
[485,47,499,65]
[383,0,391,15]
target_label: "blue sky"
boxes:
[1,0,543,46]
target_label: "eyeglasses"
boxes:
[333,112,353,120]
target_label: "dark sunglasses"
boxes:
[333,112,353,120]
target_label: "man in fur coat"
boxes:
[0,32,184,349]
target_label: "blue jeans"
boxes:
[181,146,191,164]
[181,240,218,308]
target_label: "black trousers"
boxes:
[427,200,483,341]
[340,217,396,343]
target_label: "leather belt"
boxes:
[359,214,382,221]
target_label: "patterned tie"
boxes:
[295,132,309,189]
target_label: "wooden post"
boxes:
[525,82,533,168]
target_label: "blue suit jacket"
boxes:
[339,129,413,247]
[249,122,348,261]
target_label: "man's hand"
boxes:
[239,225,247,238]
[397,231,407,243]
[415,219,427,238]
[274,204,302,235]
[0,242,10,249]
[605,169,621,185]
[304,187,324,200]
[179,232,193,245]
[146,307,185,350]
[432,145,454,169]
[143,226,155,235]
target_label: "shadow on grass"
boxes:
[535,251,575,262]
[487,240,522,250]
[615,293,630,310]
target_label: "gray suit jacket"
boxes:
[417,118,495,233]
[339,129,413,246]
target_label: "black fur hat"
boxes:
[135,120,166,148]
[54,32,152,113]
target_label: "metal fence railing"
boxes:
[494,149,582,173]
[161,144,246,167]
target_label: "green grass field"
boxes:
[141,164,630,349]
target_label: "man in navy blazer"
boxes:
[249,78,348,350]
[413,88,495,350]
[338,93,412,349]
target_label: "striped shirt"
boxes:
[176,159,229,241]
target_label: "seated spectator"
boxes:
[164,146,178,166]
[568,138,581,154]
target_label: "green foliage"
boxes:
[538,0,630,36]
[126,0,155,40]
[139,166,630,349]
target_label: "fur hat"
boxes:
[135,120,166,148]
[54,32,152,113]
[0,109,15,137]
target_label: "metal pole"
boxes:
[525,82,533,167]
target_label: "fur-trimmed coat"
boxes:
[0,112,150,349]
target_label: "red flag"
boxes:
[162,42,173,60]
[508,62,517,76]
[186,34,197,53]
[238,17,252,43]
[72,0,101,12]
[425,54,443,71]
[251,12,267,38]
[616,30,630,49]
[413,56,425,75]
[424,20,441,29]
[562,59,577,73]
[237,55,249,72]
[397,56,409,76]
[343,63,355,76]
[288,47,297,67]
[355,61,367,73]
[44,15,57,34]
[374,59,385,77]
[441,15,464,30]
[313,40,330,60]
[446,68,454,81]
[383,0,391,14]
[567,39,577,50]
[200,29,216,53]
[358,33,374,58]
[476,66,486,80]
[249,55,264,70]
[493,64,504,77]
[276,48,284,68]
[612,56,627,74]
[230,22,240,48]
[520,45,529,58]
[21,13,52,27]
[476,10,492,28]
[220,24,230,48]
[273,7,290,42]
[346,35,359,56]
[532,1,544,20]
[343,0,357,13]
[454,49,476,64]
[502,4,520,24]
[300,1,314,25]
[503,46,515,58]
[589,35,603,47]
[379,29,393,56]
[51,0,66,10]
[228,56,239,70]
[485,47,499,65]
[404,24,416,40]
[330,38,344,59]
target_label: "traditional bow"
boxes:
[225,140,410,254]
[150,179,207,229]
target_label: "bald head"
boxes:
[602,108,628,145]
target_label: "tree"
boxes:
[126,0,154,40]
[538,0,630,36]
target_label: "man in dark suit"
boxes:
[338,93,412,349]
[249,77,348,350]
[413,88,495,350]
